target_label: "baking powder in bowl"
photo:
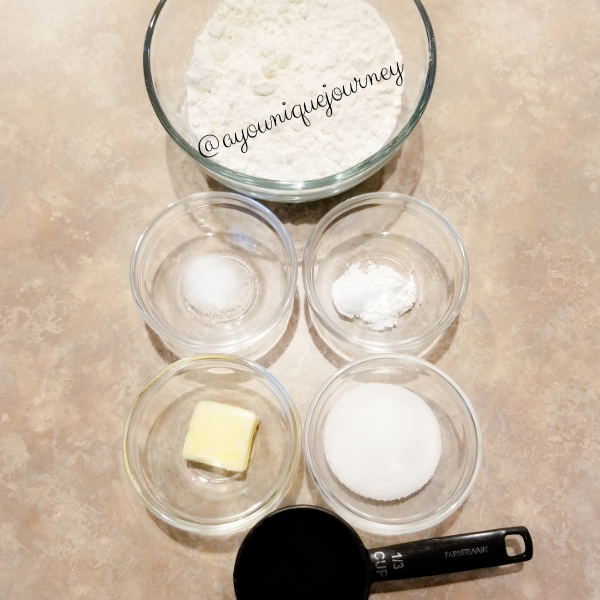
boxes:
[185,0,403,180]
[331,262,416,331]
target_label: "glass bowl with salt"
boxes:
[131,192,297,359]
[303,353,481,536]
[303,192,468,359]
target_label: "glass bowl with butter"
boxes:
[123,355,302,535]
[304,354,481,536]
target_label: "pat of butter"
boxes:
[182,400,259,472]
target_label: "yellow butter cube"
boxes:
[182,400,259,472]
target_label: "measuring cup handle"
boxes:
[368,526,533,582]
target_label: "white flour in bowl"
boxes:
[185,0,403,180]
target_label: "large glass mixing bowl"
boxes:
[143,0,436,202]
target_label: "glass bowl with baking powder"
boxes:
[303,192,469,359]
[130,192,297,359]
[124,355,302,535]
[304,354,481,536]
[143,0,435,202]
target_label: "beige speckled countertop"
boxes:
[1,0,600,598]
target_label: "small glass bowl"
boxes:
[143,0,436,202]
[304,354,481,536]
[131,192,297,359]
[123,355,302,535]
[303,192,468,358]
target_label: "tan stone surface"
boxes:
[1,0,599,598]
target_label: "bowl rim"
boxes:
[302,191,469,353]
[142,0,436,193]
[303,353,482,536]
[130,191,298,355]
[123,354,303,535]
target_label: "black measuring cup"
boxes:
[234,506,532,600]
